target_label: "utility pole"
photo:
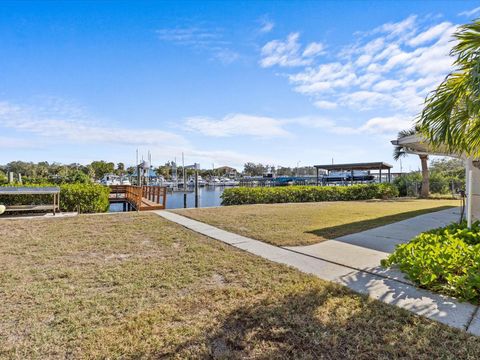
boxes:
[195,169,199,208]
[184,163,200,208]
[182,152,186,190]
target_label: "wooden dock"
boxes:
[109,185,167,211]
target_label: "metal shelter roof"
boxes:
[314,162,393,171]
[391,134,458,157]
[0,186,60,195]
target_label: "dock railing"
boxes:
[142,185,167,208]
[109,185,166,210]
[125,186,143,210]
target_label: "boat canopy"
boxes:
[314,162,392,171]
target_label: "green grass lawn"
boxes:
[173,199,459,246]
[1,212,478,359]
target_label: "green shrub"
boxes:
[393,172,422,197]
[0,183,110,213]
[221,183,399,206]
[60,183,110,213]
[429,172,451,194]
[382,221,480,303]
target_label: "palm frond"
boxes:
[416,19,480,156]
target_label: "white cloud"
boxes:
[184,113,291,138]
[311,115,413,136]
[372,79,401,92]
[0,100,280,168]
[156,26,238,64]
[459,7,480,17]
[314,100,338,109]
[260,33,325,67]
[341,91,402,111]
[289,62,356,94]
[408,22,453,46]
[358,116,412,134]
[302,42,325,57]
[0,101,187,148]
[0,136,40,149]
[276,15,458,117]
[184,113,342,138]
[361,38,386,56]
[292,114,413,136]
[376,15,417,40]
[259,18,275,33]
[213,49,240,64]
[156,27,226,47]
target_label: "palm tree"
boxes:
[393,128,430,198]
[418,20,480,156]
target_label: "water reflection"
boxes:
[109,186,226,212]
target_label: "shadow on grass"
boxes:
[306,206,456,240]
[164,282,476,359]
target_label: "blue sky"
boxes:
[1,1,479,171]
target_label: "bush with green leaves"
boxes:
[221,183,399,206]
[382,221,480,303]
[0,183,110,213]
[60,183,110,213]
[429,171,451,194]
[393,172,422,197]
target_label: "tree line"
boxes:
[0,161,126,184]
[0,160,321,184]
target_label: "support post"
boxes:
[468,169,473,228]
[388,168,391,183]
[316,167,319,186]
[379,167,382,183]
[184,193,187,208]
[350,169,354,186]
[194,170,199,208]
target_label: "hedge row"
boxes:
[382,221,480,303]
[221,183,399,205]
[0,183,110,213]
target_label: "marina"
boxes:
[107,162,396,211]
[109,186,224,211]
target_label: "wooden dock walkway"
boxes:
[109,185,167,211]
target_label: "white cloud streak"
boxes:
[259,18,275,33]
[156,26,239,64]
[459,7,480,17]
[0,100,289,168]
[183,112,409,138]
[280,16,458,115]
[260,33,325,67]
[0,101,187,148]
[184,113,291,138]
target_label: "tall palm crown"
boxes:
[418,20,480,155]
[393,128,416,160]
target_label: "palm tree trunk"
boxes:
[419,154,429,198]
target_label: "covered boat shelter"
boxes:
[391,134,476,226]
[314,162,393,185]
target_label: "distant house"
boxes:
[215,166,238,178]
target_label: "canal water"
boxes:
[109,186,226,212]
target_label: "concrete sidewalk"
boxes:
[286,207,460,282]
[154,209,480,336]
